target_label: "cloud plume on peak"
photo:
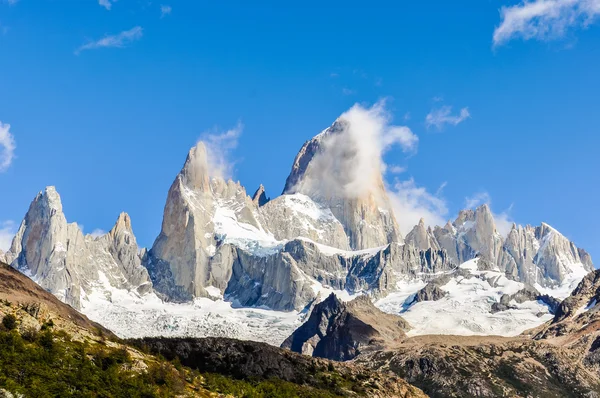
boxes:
[200,122,243,180]
[294,101,418,201]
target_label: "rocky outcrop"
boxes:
[355,335,600,398]
[410,275,450,304]
[282,293,410,361]
[146,142,262,300]
[405,218,440,252]
[411,204,593,291]
[490,286,560,314]
[251,184,270,207]
[7,187,151,309]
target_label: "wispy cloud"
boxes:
[493,0,600,46]
[388,178,449,235]
[387,165,407,174]
[425,105,470,130]
[75,26,143,55]
[160,5,172,18]
[342,87,356,96]
[465,191,491,209]
[0,121,16,172]
[0,220,15,252]
[99,0,115,10]
[90,229,107,238]
[200,122,243,179]
[1,0,19,5]
[465,191,514,236]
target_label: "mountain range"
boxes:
[0,116,594,345]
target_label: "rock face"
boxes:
[410,276,450,304]
[490,286,560,314]
[534,269,600,338]
[406,204,594,290]
[282,121,402,250]
[355,335,600,398]
[251,184,269,207]
[260,194,350,250]
[146,142,264,300]
[405,218,440,252]
[7,187,151,309]
[282,293,410,361]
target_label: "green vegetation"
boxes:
[0,328,196,397]
[200,373,341,398]
[2,314,17,331]
[0,327,366,397]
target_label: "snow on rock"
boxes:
[81,288,302,346]
[375,258,554,337]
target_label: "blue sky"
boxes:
[0,0,599,262]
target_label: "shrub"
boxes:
[2,314,17,330]
[21,327,39,342]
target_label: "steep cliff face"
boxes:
[8,187,151,309]
[408,204,593,292]
[282,121,401,250]
[405,218,440,252]
[146,142,269,300]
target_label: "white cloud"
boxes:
[2,0,19,5]
[493,0,600,46]
[0,220,16,252]
[75,26,143,54]
[388,165,407,174]
[436,181,448,196]
[292,101,419,200]
[160,5,172,18]
[200,122,243,180]
[99,0,115,10]
[465,191,515,236]
[90,229,107,238]
[425,105,470,130]
[0,121,16,172]
[388,179,449,235]
[465,191,491,209]
[342,88,355,95]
